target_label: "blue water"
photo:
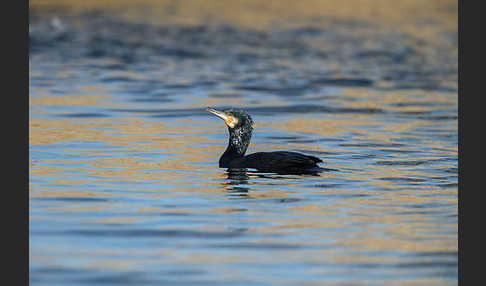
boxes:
[30,5,457,286]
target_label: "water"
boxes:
[29,2,457,285]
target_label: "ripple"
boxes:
[57,112,109,118]
[310,77,374,87]
[63,229,246,239]
[375,160,425,166]
[32,197,109,202]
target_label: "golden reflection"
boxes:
[30,0,457,38]
[29,94,111,106]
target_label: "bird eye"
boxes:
[226,116,238,128]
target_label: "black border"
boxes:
[12,0,29,285]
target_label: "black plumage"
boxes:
[207,107,323,173]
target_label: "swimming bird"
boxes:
[207,107,323,173]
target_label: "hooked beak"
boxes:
[206,107,228,120]
[206,107,238,128]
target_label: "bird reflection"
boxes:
[223,167,327,198]
[224,168,250,198]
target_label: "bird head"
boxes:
[206,107,253,129]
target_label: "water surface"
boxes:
[30,2,457,285]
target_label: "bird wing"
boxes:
[235,151,322,170]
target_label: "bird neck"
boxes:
[219,124,252,167]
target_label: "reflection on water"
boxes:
[225,169,250,198]
[30,1,457,285]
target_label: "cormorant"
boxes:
[207,107,323,173]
